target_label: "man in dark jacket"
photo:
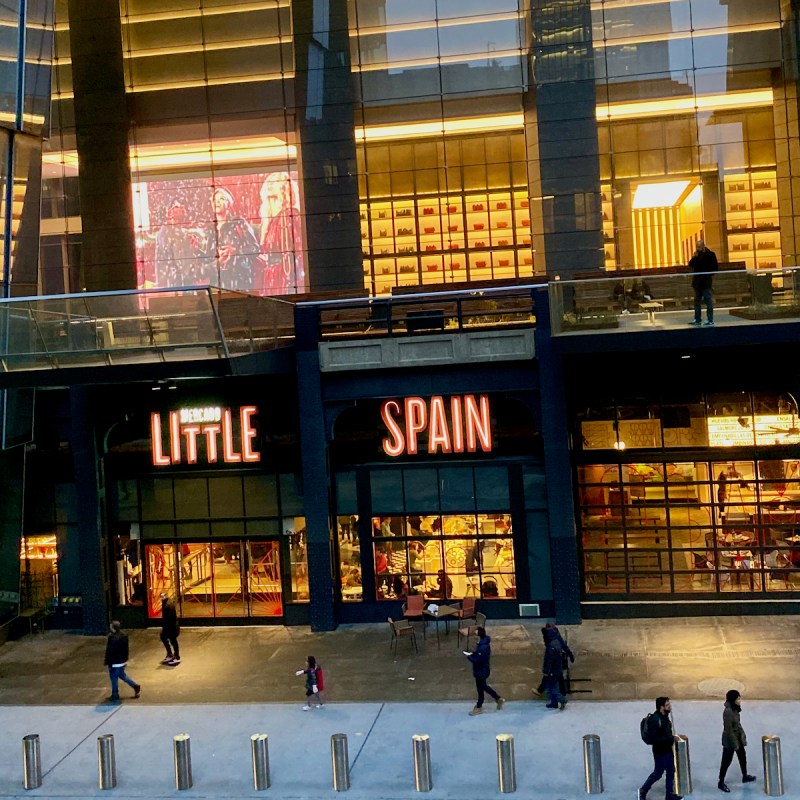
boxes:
[718,689,756,791]
[535,623,575,697]
[465,627,505,716]
[688,239,718,326]
[104,621,141,703]
[542,626,568,709]
[160,593,181,666]
[639,697,682,800]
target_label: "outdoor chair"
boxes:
[388,616,418,655]
[402,594,426,638]
[457,610,486,651]
[455,595,476,622]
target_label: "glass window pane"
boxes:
[403,468,439,511]
[174,478,208,519]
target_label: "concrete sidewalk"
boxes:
[0,614,799,706]
[0,701,795,799]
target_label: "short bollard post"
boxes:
[412,734,432,792]
[173,734,193,790]
[674,734,692,797]
[251,734,270,791]
[331,733,350,792]
[496,734,516,794]
[762,735,784,797]
[583,734,603,794]
[22,734,42,790]
[97,734,117,790]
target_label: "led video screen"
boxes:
[133,170,305,296]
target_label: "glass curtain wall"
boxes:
[576,391,800,596]
[348,0,534,292]
[591,0,796,272]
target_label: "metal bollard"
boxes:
[496,734,516,793]
[412,734,432,792]
[251,734,270,791]
[762,735,784,797]
[331,733,350,792]
[98,734,117,790]
[674,734,692,797]
[22,734,42,790]
[173,734,193,790]
[583,734,603,794]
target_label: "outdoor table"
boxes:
[423,603,461,649]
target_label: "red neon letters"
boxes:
[151,406,260,466]
[380,395,492,456]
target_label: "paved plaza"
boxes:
[0,615,797,798]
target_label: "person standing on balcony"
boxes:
[689,239,718,327]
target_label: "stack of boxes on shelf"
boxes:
[360,189,534,293]
[724,170,781,270]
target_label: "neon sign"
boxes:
[151,406,260,466]
[380,395,492,456]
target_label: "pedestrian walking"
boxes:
[104,620,141,704]
[639,697,682,800]
[718,689,756,792]
[541,626,568,709]
[464,626,505,716]
[534,623,574,697]
[160,592,181,666]
[688,239,718,326]
[295,655,324,710]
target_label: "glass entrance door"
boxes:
[145,540,283,620]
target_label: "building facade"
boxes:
[5,0,800,636]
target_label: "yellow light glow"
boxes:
[597,89,774,122]
[353,49,522,73]
[355,113,524,143]
[593,20,780,48]
[348,11,521,37]
[632,180,691,209]
[126,72,293,93]
[42,135,296,177]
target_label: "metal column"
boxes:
[251,734,270,791]
[97,734,117,790]
[173,734,193,790]
[762,735,784,797]
[496,734,516,793]
[331,733,350,791]
[22,734,42,790]
[582,734,603,794]
[412,734,432,792]
[674,734,692,797]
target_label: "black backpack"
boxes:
[640,713,656,745]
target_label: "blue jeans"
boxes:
[108,666,138,701]
[694,286,713,323]
[545,675,565,706]
[641,750,675,796]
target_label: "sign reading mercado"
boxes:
[380,395,492,456]
[151,406,260,466]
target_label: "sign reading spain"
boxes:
[380,394,492,456]
[151,406,260,466]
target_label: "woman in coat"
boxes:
[718,689,756,791]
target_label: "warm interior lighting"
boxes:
[348,11,521,37]
[613,441,626,450]
[119,1,290,25]
[42,135,296,178]
[632,180,691,209]
[593,21,780,48]
[355,114,524,143]
[597,89,774,122]
[127,72,293,93]
[353,50,522,73]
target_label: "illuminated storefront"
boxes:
[575,390,800,601]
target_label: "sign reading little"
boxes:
[380,394,492,456]
[151,406,260,465]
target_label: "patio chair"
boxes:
[388,616,418,655]
[764,550,791,588]
[455,595,476,622]
[402,594,426,638]
[457,611,486,651]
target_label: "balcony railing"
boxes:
[307,285,542,340]
[548,267,800,335]
[0,286,295,372]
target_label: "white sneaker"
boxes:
[622,309,630,315]
[302,705,312,711]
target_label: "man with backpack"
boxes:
[639,697,682,800]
